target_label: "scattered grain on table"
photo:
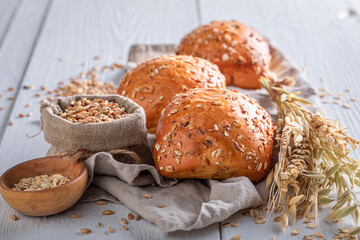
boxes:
[343,103,351,109]
[291,229,300,236]
[122,225,128,231]
[11,214,18,221]
[231,222,239,227]
[71,214,80,218]
[81,228,91,234]
[306,223,317,229]
[144,194,152,199]
[96,200,106,205]
[221,222,230,228]
[303,235,315,240]
[128,213,134,220]
[121,218,127,225]
[230,234,241,240]
[108,227,114,233]
[102,210,114,215]
[59,57,68,62]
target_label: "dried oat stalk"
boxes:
[261,77,360,234]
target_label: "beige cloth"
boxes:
[79,44,319,232]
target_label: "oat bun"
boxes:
[153,88,274,182]
[118,55,226,133]
[176,20,271,89]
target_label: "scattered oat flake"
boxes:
[156,204,165,208]
[102,210,114,215]
[121,218,127,224]
[9,121,14,126]
[96,200,106,205]
[35,93,41,97]
[128,213,134,220]
[26,103,32,107]
[135,215,141,221]
[314,232,324,238]
[81,228,91,234]
[350,97,357,102]
[94,56,101,60]
[343,103,351,109]
[221,222,230,228]
[333,100,339,104]
[27,112,33,117]
[18,113,24,118]
[306,214,315,219]
[144,194,152,199]
[8,87,15,91]
[345,88,350,92]
[306,223,317,229]
[231,222,239,227]
[303,218,312,223]
[322,100,330,104]
[11,214,18,221]
[108,227,114,233]
[71,214,80,218]
[291,229,300,235]
[230,234,241,240]
[122,225,128,231]
[98,222,103,228]
[303,235,315,240]
[255,219,266,224]
[319,87,327,92]
[59,57,68,62]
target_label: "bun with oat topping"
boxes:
[176,20,271,89]
[153,88,274,182]
[117,55,226,133]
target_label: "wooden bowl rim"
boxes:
[0,155,88,194]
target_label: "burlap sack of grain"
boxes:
[40,94,152,164]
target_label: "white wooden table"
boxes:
[0,0,359,239]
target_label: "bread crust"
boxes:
[176,21,271,89]
[118,55,226,133]
[153,88,274,182]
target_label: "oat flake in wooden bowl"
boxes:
[12,174,70,191]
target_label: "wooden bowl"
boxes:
[0,152,88,216]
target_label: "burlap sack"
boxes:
[40,94,151,161]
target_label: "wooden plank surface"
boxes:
[1,0,360,239]
[0,0,20,44]
[0,0,221,239]
[0,0,50,143]
[198,0,360,239]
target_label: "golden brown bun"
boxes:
[176,21,271,89]
[153,88,274,182]
[118,55,226,133]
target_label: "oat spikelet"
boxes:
[261,77,360,231]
